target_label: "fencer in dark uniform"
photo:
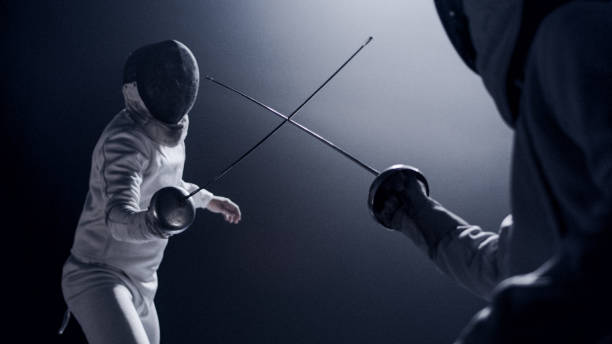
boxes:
[373,1,612,342]
[61,40,242,344]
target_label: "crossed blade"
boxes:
[189,36,376,198]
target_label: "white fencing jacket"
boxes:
[68,104,213,301]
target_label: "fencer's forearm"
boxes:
[403,198,505,299]
[181,181,214,209]
[106,205,166,242]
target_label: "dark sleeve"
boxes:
[402,198,511,300]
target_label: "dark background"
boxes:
[4,1,513,342]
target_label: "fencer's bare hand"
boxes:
[207,196,242,224]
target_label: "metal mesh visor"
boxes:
[124,40,199,124]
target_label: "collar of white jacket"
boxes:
[121,82,189,147]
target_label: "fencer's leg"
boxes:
[65,282,151,344]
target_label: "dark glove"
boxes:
[368,164,429,230]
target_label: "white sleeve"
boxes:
[402,199,512,300]
[180,181,214,209]
[102,131,164,242]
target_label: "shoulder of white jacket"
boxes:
[101,110,153,157]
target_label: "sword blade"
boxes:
[205,76,380,176]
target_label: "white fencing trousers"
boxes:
[61,256,160,344]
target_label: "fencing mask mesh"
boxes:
[123,40,199,124]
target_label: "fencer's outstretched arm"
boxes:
[384,177,511,299]
[103,130,167,242]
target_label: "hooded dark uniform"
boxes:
[379,1,612,342]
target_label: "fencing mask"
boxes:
[123,40,199,124]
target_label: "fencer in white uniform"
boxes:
[61,40,241,344]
